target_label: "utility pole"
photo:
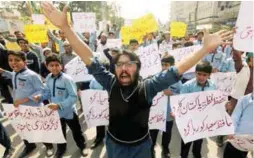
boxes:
[194,1,199,32]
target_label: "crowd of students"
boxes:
[0,2,253,158]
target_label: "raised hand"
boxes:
[41,2,69,30]
[203,29,233,52]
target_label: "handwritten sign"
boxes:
[229,135,253,151]
[80,90,109,128]
[0,19,9,32]
[132,13,158,35]
[170,22,187,37]
[149,92,168,131]
[24,24,48,43]
[64,56,94,82]
[233,1,253,52]
[2,104,66,143]
[120,26,143,45]
[210,72,237,95]
[107,39,122,49]
[72,12,96,33]
[139,43,162,78]
[32,14,45,25]
[170,90,234,143]
[170,45,202,73]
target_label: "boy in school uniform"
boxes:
[34,54,88,158]
[177,61,216,158]
[150,55,182,158]
[0,51,54,158]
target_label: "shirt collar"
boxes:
[51,72,62,79]
[15,67,27,74]
[195,79,210,87]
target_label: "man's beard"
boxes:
[116,71,140,87]
[101,40,107,45]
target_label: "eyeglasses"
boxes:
[115,61,138,68]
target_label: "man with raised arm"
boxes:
[41,2,233,158]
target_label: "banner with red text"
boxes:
[170,90,234,143]
[229,135,254,152]
[148,92,168,131]
[138,43,162,79]
[210,72,237,95]
[233,1,253,52]
[81,90,109,128]
[2,104,66,143]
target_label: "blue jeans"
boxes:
[0,122,11,149]
[105,133,152,158]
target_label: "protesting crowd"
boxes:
[0,1,253,158]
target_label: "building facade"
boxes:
[170,1,241,33]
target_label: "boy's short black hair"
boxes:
[109,31,115,35]
[197,31,204,36]
[195,61,212,74]
[46,54,62,65]
[14,31,21,35]
[129,39,139,45]
[161,56,175,65]
[16,38,29,44]
[8,50,26,61]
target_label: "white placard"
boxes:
[228,135,254,152]
[170,90,234,143]
[64,56,94,82]
[72,12,96,33]
[233,1,253,52]
[0,19,9,32]
[107,39,122,49]
[80,90,109,128]
[170,45,202,73]
[2,104,66,143]
[149,92,168,131]
[138,43,162,79]
[32,14,45,25]
[210,72,237,95]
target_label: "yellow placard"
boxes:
[170,22,187,37]
[132,13,158,34]
[120,26,143,45]
[6,42,20,51]
[25,24,48,43]
[121,13,158,45]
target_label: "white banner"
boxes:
[233,1,253,52]
[2,104,66,143]
[170,90,234,143]
[80,90,109,128]
[139,43,162,79]
[149,92,168,131]
[210,72,237,95]
[107,39,122,49]
[32,14,45,25]
[72,12,96,33]
[64,56,94,82]
[228,135,253,152]
[170,45,202,73]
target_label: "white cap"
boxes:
[42,47,51,54]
